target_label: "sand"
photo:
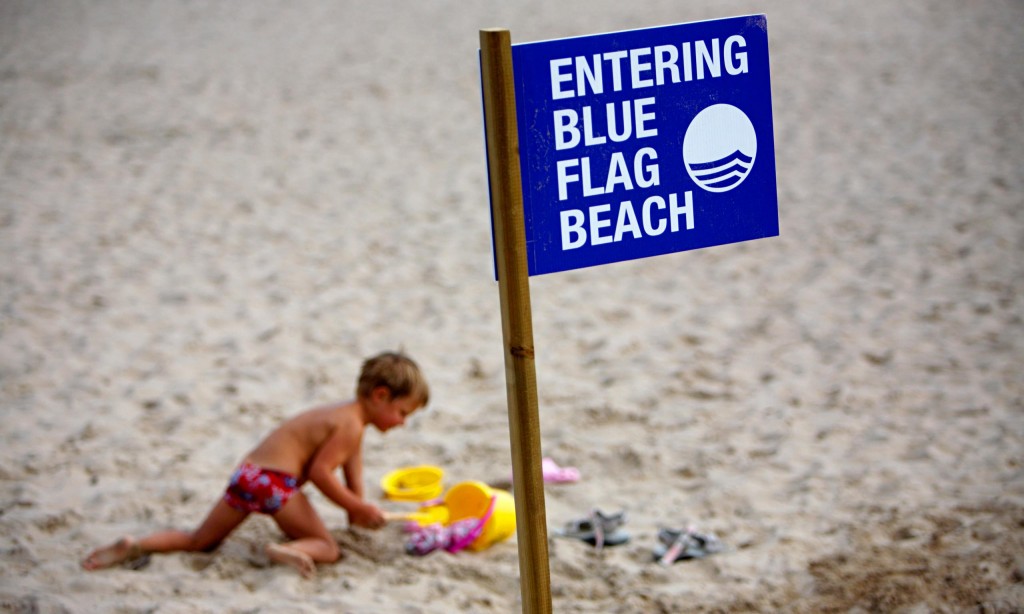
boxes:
[1,1,1022,612]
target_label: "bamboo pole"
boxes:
[479,28,553,614]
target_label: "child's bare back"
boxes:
[244,401,365,482]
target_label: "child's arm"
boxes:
[306,430,385,529]
[342,441,366,500]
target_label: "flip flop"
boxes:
[555,509,629,550]
[652,525,725,565]
[508,458,581,486]
[542,458,581,483]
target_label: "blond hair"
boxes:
[356,352,429,407]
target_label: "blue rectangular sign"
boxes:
[505,15,778,276]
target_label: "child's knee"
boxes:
[323,540,341,562]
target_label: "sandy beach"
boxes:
[2,1,1022,611]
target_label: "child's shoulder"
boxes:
[287,400,356,429]
[312,400,363,428]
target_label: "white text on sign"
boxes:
[549,35,749,251]
[549,36,749,99]
[560,191,694,250]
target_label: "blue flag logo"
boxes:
[683,103,758,194]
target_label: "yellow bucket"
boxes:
[443,481,516,551]
[380,466,444,502]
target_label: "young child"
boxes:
[81,351,429,578]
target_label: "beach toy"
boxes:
[443,480,516,551]
[380,465,444,502]
[384,503,450,527]
[412,502,450,526]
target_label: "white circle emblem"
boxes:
[682,104,757,193]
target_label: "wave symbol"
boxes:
[687,150,753,191]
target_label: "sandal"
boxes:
[542,458,580,484]
[555,509,629,550]
[652,525,725,565]
[507,458,581,486]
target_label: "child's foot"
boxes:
[265,543,316,579]
[81,536,139,570]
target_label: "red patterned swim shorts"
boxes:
[223,462,299,514]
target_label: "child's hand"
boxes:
[349,502,386,530]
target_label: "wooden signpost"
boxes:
[479,28,553,614]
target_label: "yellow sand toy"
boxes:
[384,503,450,526]
[381,466,515,553]
[380,465,444,502]
[388,480,516,554]
[443,481,516,551]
